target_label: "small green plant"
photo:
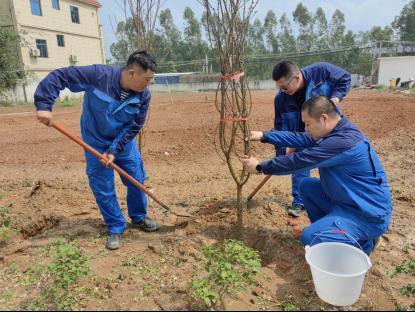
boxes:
[0,206,11,241]
[122,255,143,268]
[390,259,415,277]
[280,295,298,311]
[189,239,261,308]
[399,283,415,297]
[22,237,90,310]
[142,283,151,296]
[375,84,388,92]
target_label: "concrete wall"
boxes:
[0,79,277,103]
[150,79,276,92]
[1,76,367,103]
[378,56,415,85]
[0,78,82,103]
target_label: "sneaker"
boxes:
[287,204,304,218]
[132,217,160,232]
[106,234,122,250]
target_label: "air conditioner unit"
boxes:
[70,55,78,62]
[30,48,40,57]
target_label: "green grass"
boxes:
[21,237,90,310]
[390,259,415,277]
[0,100,32,107]
[55,96,81,107]
[399,284,415,297]
[0,206,11,241]
[189,239,261,308]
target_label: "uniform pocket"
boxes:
[112,105,140,123]
[281,111,301,131]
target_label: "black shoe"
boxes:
[106,234,122,250]
[287,204,304,218]
[132,217,160,232]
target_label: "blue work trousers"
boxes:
[292,169,310,206]
[299,177,387,255]
[85,142,147,234]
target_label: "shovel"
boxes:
[52,122,192,218]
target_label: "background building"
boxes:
[0,0,105,80]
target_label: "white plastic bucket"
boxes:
[305,242,372,306]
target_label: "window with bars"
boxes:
[30,0,42,16]
[57,35,64,47]
[36,39,48,57]
[70,6,80,24]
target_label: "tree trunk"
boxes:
[236,184,243,226]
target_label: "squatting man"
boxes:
[242,96,392,255]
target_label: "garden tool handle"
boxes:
[52,122,172,212]
[247,175,272,201]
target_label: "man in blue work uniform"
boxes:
[272,61,351,217]
[242,96,392,255]
[34,50,160,250]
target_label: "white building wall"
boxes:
[378,56,415,85]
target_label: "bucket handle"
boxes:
[308,229,372,268]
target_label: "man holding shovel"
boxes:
[242,96,392,255]
[34,50,160,250]
[270,61,351,217]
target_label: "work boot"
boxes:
[106,234,122,250]
[287,204,304,218]
[132,217,160,232]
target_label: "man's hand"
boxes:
[330,97,340,105]
[250,131,264,141]
[101,153,115,167]
[241,157,260,174]
[36,110,54,126]
[286,147,296,155]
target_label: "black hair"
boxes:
[272,60,300,81]
[126,49,157,72]
[301,96,339,120]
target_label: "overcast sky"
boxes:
[97,0,410,60]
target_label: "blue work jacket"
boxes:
[260,117,392,225]
[34,65,150,156]
[274,62,351,155]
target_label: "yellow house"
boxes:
[0,0,105,80]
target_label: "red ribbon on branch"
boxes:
[221,71,245,81]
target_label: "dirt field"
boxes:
[0,89,414,310]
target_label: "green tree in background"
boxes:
[392,0,415,41]
[109,1,414,79]
[0,28,26,95]
[314,7,329,50]
[293,2,314,51]
[264,10,279,53]
[278,13,297,53]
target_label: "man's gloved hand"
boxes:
[36,110,54,126]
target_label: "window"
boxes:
[36,39,48,57]
[57,34,64,47]
[70,6,80,24]
[52,0,59,10]
[30,0,42,16]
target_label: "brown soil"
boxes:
[0,89,414,310]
